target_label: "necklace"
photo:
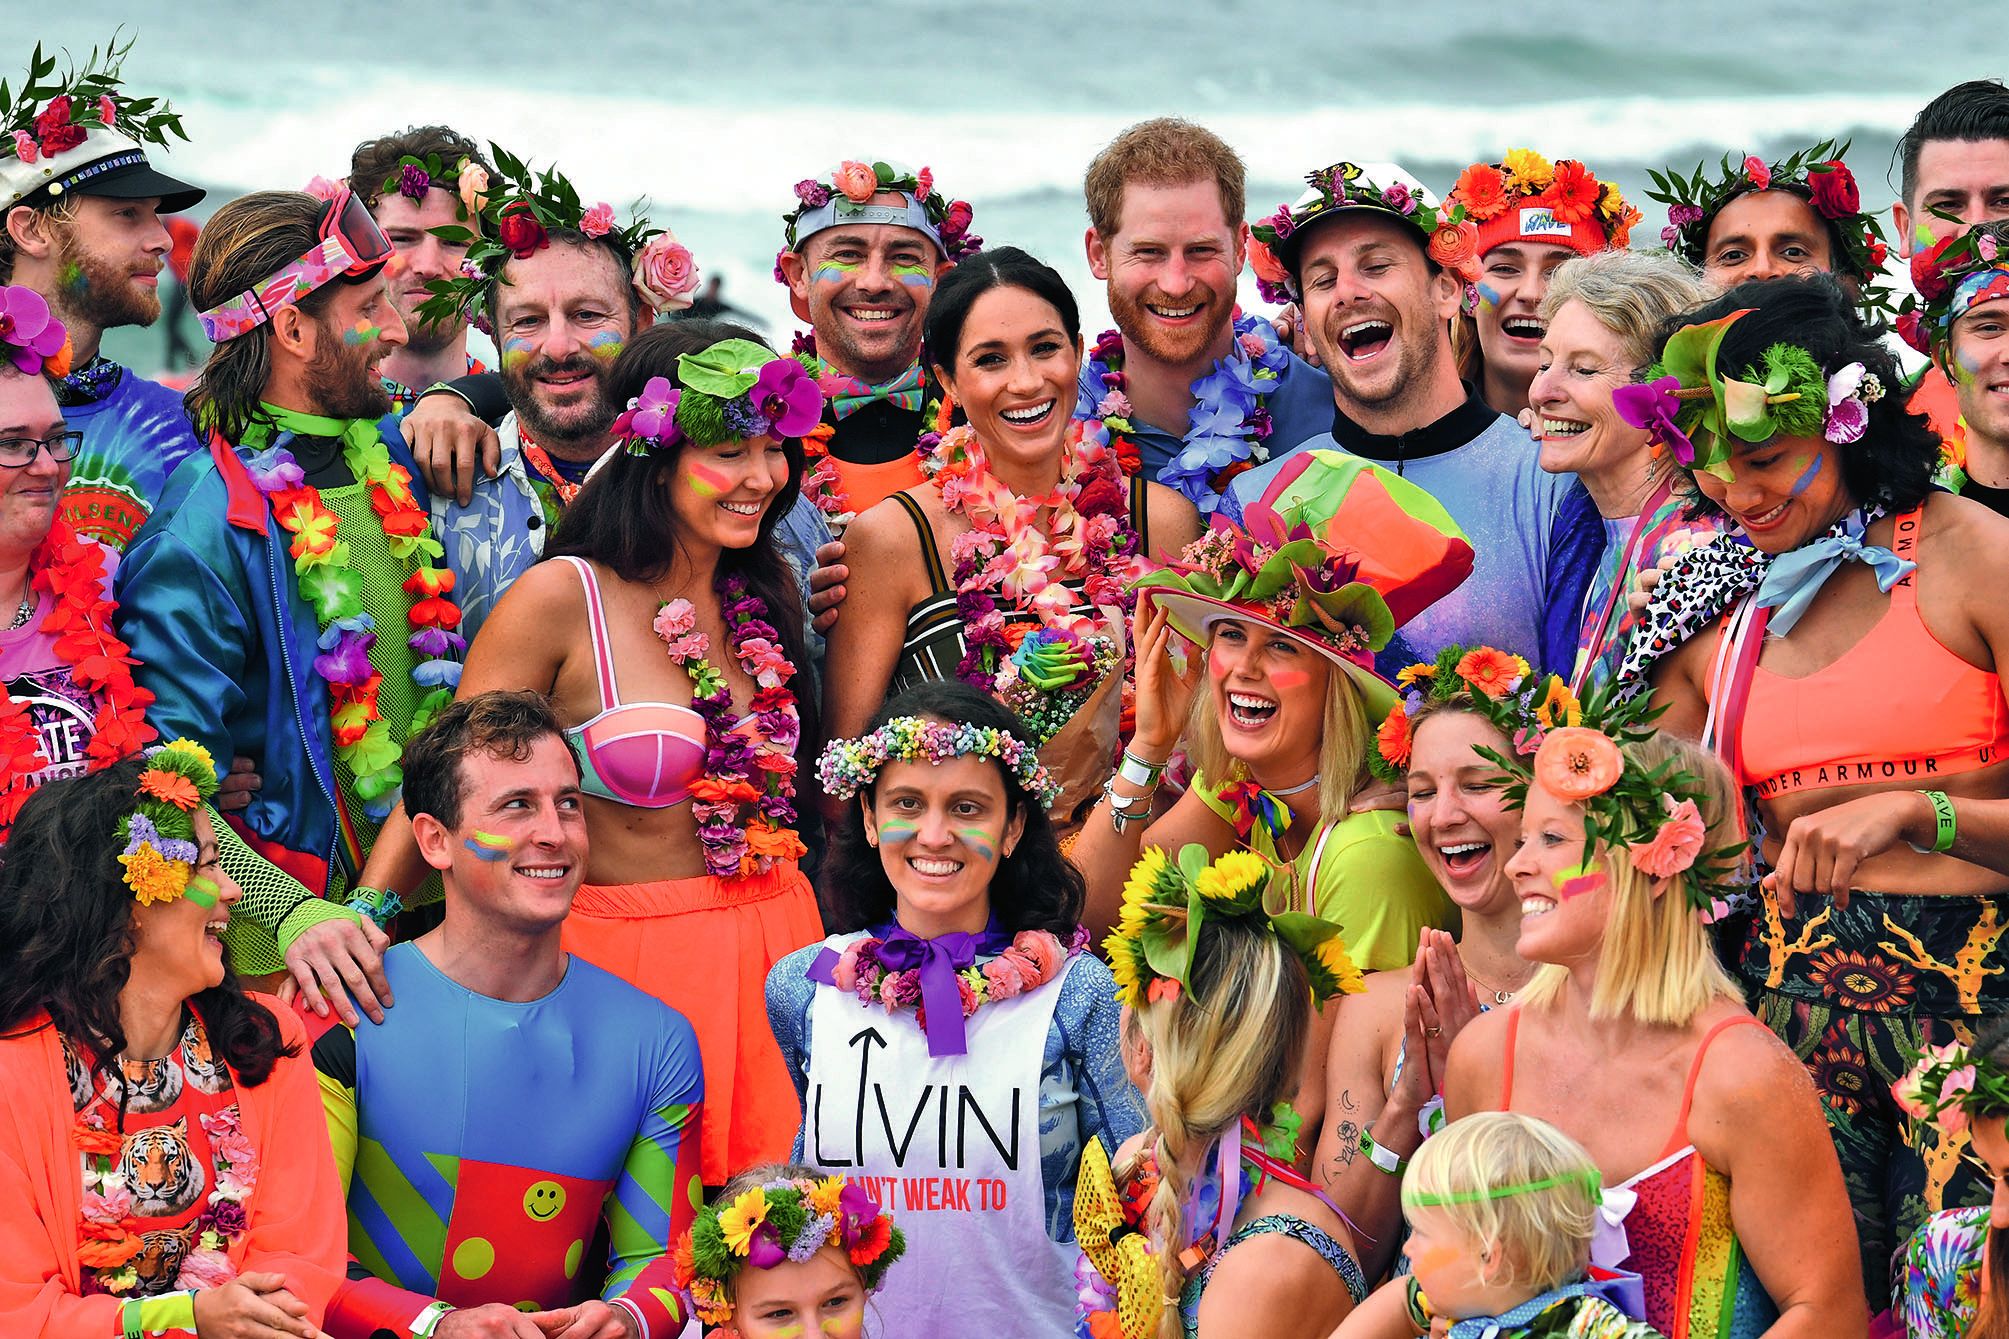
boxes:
[1084,312,1290,513]
[1268,771,1320,797]
[1464,964,1532,1006]
[8,586,33,629]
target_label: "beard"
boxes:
[1105,280,1232,368]
[53,229,161,332]
[305,320,393,421]
[502,353,612,452]
[1313,305,1440,412]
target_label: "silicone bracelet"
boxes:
[1923,790,1958,854]
[1117,749,1167,790]
[1360,1126,1406,1175]
[123,1291,197,1337]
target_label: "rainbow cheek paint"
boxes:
[877,818,918,844]
[1553,862,1607,900]
[500,335,535,373]
[686,459,737,499]
[585,328,624,361]
[184,876,220,909]
[812,260,863,285]
[465,830,512,862]
[890,262,935,290]
[957,827,997,862]
[1786,454,1823,498]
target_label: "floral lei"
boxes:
[919,417,1141,741]
[1084,312,1290,515]
[0,516,155,835]
[652,576,805,879]
[239,418,463,820]
[74,1028,257,1296]
[831,925,1088,1029]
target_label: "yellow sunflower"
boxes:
[1194,850,1268,904]
[1395,661,1438,690]
[717,1187,769,1257]
[1311,931,1367,999]
[1117,848,1168,937]
[1106,936,1148,1009]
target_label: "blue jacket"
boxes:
[115,415,425,902]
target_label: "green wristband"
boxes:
[123,1291,197,1336]
[1923,790,1958,854]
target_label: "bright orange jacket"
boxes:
[0,995,345,1337]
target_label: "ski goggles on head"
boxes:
[198,187,394,343]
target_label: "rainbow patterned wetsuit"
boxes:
[313,943,704,1338]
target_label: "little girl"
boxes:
[1337,1113,1663,1339]
[673,1163,905,1337]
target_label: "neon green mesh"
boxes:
[214,801,357,977]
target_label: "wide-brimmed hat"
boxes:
[1135,450,1474,717]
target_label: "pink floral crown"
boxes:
[775,158,981,283]
[611,339,824,456]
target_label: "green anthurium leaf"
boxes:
[675,339,769,399]
[1138,917,1196,994]
[1301,582,1395,650]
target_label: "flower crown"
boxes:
[1645,140,1892,313]
[1445,149,1641,251]
[1,35,186,172]
[673,1174,905,1328]
[0,285,72,377]
[1105,844,1364,1010]
[1395,652,1745,916]
[611,339,825,456]
[1609,310,1884,482]
[375,146,489,221]
[1898,218,2009,358]
[1367,644,1538,786]
[1249,161,1476,305]
[816,717,1060,810]
[778,158,981,262]
[413,142,699,328]
[1895,1041,2009,1139]
[117,739,220,906]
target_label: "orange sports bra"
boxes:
[1717,505,2009,799]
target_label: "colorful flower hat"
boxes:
[117,739,221,907]
[1609,308,1885,482]
[672,1174,905,1329]
[776,158,980,320]
[367,144,489,220]
[1249,161,1476,304]
[413,142,700,331]
[1898,218,2009,360]
[1895,1040,2009,1139]
[0,284,72,377]
[1645,140,1891,312]
[1445,149,1641,259]
[609,337,825,457]
[1134,450,1474,719]
[1105,844,1365,1011]
[1405,662,1744,916]
[0,37,200,215]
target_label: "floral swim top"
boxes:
[1902,1205,1988,1338]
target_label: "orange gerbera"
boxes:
[137,767,200,809]
[1454,647,1529,698]
[1540,160,1601,224]
[1375,706,1412,770]
[1450,163,1510,220]
[1534,726,1623,801]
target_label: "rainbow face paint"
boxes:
[183,875,220,909]
[685,458,736,499]
[877,818,918,844]
[890,262,935,289]
[585,328,624,361]
[812,260,862,285]
[465,830,512,862]
[1474,281,1502,311]
[956,827,998,862]
[344,320,381,346]
[500,335,535,374]
[1786,453,1823,498]
[1552,862,1607,900]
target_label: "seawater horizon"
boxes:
[35,2,1997,372]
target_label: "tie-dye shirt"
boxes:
[57,362,203,553]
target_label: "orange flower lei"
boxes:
[0,517,156,836]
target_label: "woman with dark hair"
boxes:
[0,748,344,1336]
[359,318,825,1189]
[767,678,1141,1338]
[1623,274,2009,1310]
[824,246,1200,828]
[1897,1021,2009,1338]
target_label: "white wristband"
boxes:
[411,1300,454,1337]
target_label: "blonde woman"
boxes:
[1440,681,1864,1339]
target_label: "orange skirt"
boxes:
[562,862,823,1186]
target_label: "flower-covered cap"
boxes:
[1610,309,1885,482]
[1445,149,1641,258]
[1400,658,1744,916]
[816,716,1060,810]
[118,739,221,907]
[1135,450,1474,720]
[611,338,826,458]
[1894,1041,2009,1139]
[1249,161,1474,304]
[0,285,72,377]
[0,36,200,214]
[674,1174,905,1329]
[413,142,700,330]
[1645,140,1892,313]
[1898,218,2009,360]
[780,158,980,261]
[1105,844,1365,1010]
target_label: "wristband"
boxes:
[345,885,405,929]
[1117,749,1167,790]
[411,1299,455,1337]
[419,380,475,410]
[1922,790,1958,854]
[1360,1126,1407,1175]
[123,1291,198,1336]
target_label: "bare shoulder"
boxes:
[1441,1005,1514,1117]
[1331,968,1406,1040]
[1921,489,2009,574]
[1689,1006,1808,1112]
[488,554,587,623]
[1141,479,1202,554]
[1196,1184,1359,1335]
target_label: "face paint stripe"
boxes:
[466,831,511,862]
[1787,453,1823,498]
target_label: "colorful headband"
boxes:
[1610,310,1883,482]
[816,717,1060,810]
[1895,1041,2009,1138]
[779,158,980,264]
[1105,844,1364,1010]
[1446,149,1640,258]
[0,284,71,377]
[197,233,370,343]
[413,142,699,328]
[1646,139,1892,313]
[1249,160,1477,305]
[612,340,825,456]
[1403,1167,1603,1210]
[673,1175,905,1328]
[117,739,220,906]
[1899,219,2009,359]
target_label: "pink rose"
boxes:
[1982,233,2001,264]
[834,160,878,204]
[97,95,116,128]
[11,131,36,164]
[915,166,933,202]
[174,1248,236,1290]
[1629,798,1706,877]
[1012,931,1064,979]
[457,162,490,218]
[833,942,863,992]
[1743,156,1771,191]
[300,175,341,202]
[634,231,700,313]
[1096,390,1131,418]
[580,202,616,238]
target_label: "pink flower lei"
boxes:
[831,926,1089,1027]
[654,572,805,879]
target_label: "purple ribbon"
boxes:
[809,920,1012,1057]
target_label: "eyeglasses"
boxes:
[0,431,82,468]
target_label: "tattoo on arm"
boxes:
[1339,1087,1359,1113]
[1332,1119,1359,1170]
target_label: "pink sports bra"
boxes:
[556,556,706,809]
